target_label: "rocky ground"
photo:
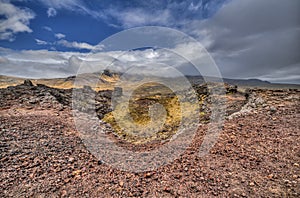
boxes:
[0,80,299,197]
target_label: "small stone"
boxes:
[249,182,255,186]
[255,97,264,105]
[72,170,81,176]
[29,173,34,178]
[268,174,274,179]
[164,187,171,193]
[144,172,153,178]
[98,160,104,165]
[61,190,67,196]
[270,106,277,113]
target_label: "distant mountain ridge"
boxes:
[0,71,299,90]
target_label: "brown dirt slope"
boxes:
[0,83,299,197]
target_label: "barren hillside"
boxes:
[0,79,299,197]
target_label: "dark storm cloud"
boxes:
[189,0,300,83]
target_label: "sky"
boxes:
[0,0,299,84]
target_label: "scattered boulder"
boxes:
[65,76,76,81]
[83,85,93,92]
[193,84,208,95]
[244,88,251,99]
[103,69,113,77]
[113,87,123,97]
[227,85,238,93]
[23,79,34,86]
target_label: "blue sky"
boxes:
[0,0,299,83]
[0,0,227,51]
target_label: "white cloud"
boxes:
[35,36,99,51]
[106,8,172,28]
[47,7,57,17]
[38,0,104,19]
[57,39,97,50]
[35,39,48,45]
[1,37,298,83]
[0,48,75,78]
[43,27,66,40]
[0,45,188,78]
[55,33,66,39]
[0,56,9,64]
[43,26,52,32]
[188,2,203,11]
[0,0,35,41]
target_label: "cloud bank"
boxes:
[0,0,299,84]
[189,0,300,83]
[0,43,207,79]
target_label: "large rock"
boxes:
[193,84,208,95]
[23,79,34,86]
[103,69,113,77]
[226,84,238,93]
